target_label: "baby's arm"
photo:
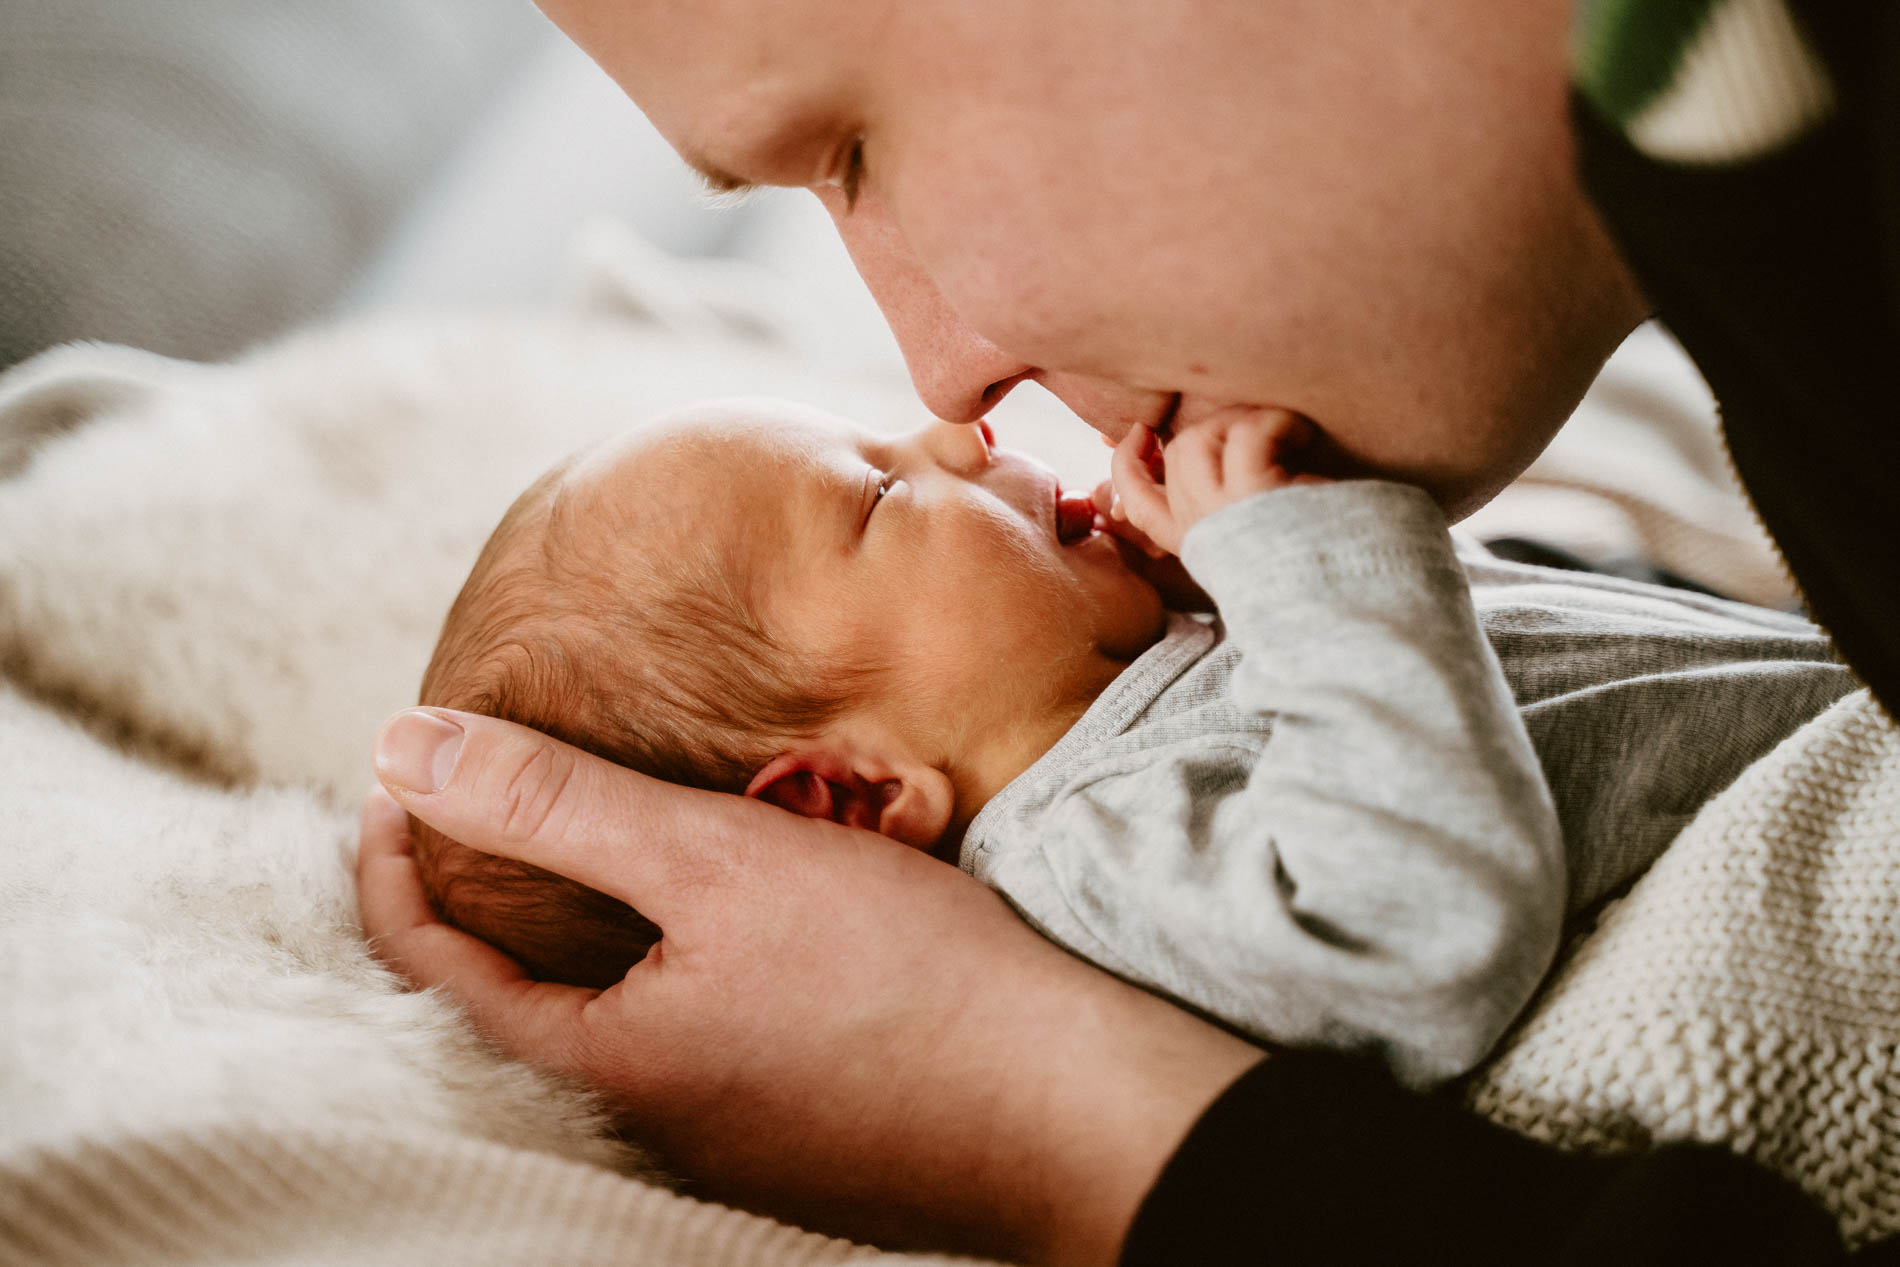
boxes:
[1040,411,1564,1087]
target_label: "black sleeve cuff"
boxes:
[1121,1049,1842,1267]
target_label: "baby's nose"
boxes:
[928,418,994,475]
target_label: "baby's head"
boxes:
[413,398,1164,986]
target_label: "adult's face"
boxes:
[543,0,1648,519]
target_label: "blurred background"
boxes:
[0,0,899,372]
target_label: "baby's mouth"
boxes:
[1055,490,1097,545]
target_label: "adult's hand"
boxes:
[359,708,1263,1266]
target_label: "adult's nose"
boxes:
[828,191,1035,423]
[907,315,1037,425]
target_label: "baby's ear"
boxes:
[746,755,846,822]
[745,751,954,852]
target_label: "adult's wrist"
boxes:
[983,964,1263,1267]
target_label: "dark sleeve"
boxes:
[1569,2,1900,716]
[1121,1050,1845,1267]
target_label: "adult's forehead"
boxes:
[542,0,876,141]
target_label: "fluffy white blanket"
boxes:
[0,255,1892,1260]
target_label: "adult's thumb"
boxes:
[373,706,759,921]
[373,706,601,889]
[375,708,465,795]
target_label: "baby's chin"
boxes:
[1090,605,1167,670]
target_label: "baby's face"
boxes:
[573,399,1165,755]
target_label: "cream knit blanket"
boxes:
[0,1122,967,1267]
[1467,688,1900,1248]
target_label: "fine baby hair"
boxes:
[411,439,871,988]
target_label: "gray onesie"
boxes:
[960,481,1854,1088]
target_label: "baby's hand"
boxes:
[1110,405,1330,556]
[1090,479,1215,612]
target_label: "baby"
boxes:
[414,398,1854,1087]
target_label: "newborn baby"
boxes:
[414,398,1854,1087]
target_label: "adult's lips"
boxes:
[1055,489,1098,545]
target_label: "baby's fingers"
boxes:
[1110,425,1182,555]
[1223,409,1298,479]
[1092,479,1171,559]
[1158,423,1228,505]
[1222,409,1320,495]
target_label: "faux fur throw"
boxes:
[0,291,1892,1261]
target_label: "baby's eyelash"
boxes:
[859,468,892,531]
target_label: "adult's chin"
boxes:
[1311,410,1559,525]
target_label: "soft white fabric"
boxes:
[0,300,992,1265]
[0,682,634,1174]
[0,1121,969,1267]
[1460,322,1796,610]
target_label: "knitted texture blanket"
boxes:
[1466,688,1900,1247]
[0,1122,973,1267]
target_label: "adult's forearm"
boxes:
[984,976,1263,1267]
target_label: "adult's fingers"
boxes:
[355,781,607,1069]
[372,707,797,926]
[357,782,538,999]
[356,785,437,951]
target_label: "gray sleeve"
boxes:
[1026,482,1565,1088]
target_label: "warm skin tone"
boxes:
[362,2,1655,1261]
